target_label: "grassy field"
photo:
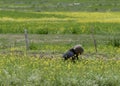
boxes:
[0,0,120,12]
[0,54,120,86]
[0,1,120,85]
[0,33,120,85]
[0,10,120,34]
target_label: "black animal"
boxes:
[62,45,84,61]
[73,44,84,59]
[63,48,76,60]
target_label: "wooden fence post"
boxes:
[91,27,97,53]
[24,29,29,51]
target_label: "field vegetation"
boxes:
[0,10,120,35]
[0,0,120,85]
[0,0,120,12]
[0,54,120,86]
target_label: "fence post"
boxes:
[91,27,97,53]
[24,29,29,51]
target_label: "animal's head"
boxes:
[73,44,84,55]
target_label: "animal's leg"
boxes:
[71,56,76,63]
[76,54,79,60]
[64,57,68,60]
[72,56,75,60]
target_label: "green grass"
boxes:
[0,54,120,86]
[0,11,120,34]
[0,34,119,58]
[0,0,120,12]
[0,1,120,85]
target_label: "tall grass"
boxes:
[0,54,120,86]
[0,21,120,34]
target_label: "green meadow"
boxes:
[0,11,120,34]
[0,10,120,85]
[0,0,120,12]
[0,55,120,86]
[0,0,120,85]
